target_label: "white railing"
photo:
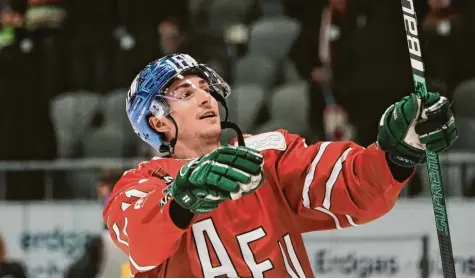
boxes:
[0,157,145,171]
[0,152,474,200]
[0,157,146,200]
[416,151,475,197]
[438,152,475,164]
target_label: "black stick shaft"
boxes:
[400,0,457,277]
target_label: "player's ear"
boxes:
[148,115,171,135]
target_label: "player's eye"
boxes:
[181,90,194,100]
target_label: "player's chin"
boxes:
[198,118,221,135]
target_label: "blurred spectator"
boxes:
[0,0,471,200]
[158,17,186,55]
[288,0,359,140]
[157,16,232,82]
[18,0,68,98]
[64,0,119,93]
[423,0,475,97]
[422,0,462,96]
[282,0,325,31]
[65,168,126,278]
[0,232,28,278]
[64,235,103,278]
[333,0,416,147]
[0,2,57,200]
[0,5,22,49]
[113,0,190,88]
[97,168,124,206]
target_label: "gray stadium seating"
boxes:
[254,81,310,136]
[188,0,215,30]
[67,169,98,199]
[50,91,101,157]
[452,78,475,151]
[270,81,309,124]
[208,0,256,30]
[76,124,130,197]
[82,124,135,158]
[103,89,128,125]
[228,84,266,133]
[261,0,284,16]
[416,79,475,197]
[248,16,300,61]
[188,0,214,19]
[283,59,302,83]
[233,54,278,90]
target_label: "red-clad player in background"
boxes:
[103,54,457,277]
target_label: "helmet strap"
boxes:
[212,92,246,147]
[169,116,178,153]
[158,115,178,155]
[221,120,245,146]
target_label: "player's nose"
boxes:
[195,88,211,107]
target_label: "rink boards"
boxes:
[0,199,473,278]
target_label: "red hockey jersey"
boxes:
[103,130,413,278]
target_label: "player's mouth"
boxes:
[198,110,217,120]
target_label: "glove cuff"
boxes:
[385,152,415,181]
[387,151,424,168]
[170,200,194,229]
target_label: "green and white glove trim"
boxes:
[230,170,263,200]
[170,145,265,214]
[377,92,458,167]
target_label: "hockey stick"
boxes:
[400,1,456,277]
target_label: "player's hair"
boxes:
[98,168,125,191]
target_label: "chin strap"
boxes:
[214,93,246,147]
[221,120,245,146]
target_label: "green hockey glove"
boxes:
[377,92,458,167]
[170,145,264,214]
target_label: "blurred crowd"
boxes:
[0,0,475,201]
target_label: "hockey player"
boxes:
[103,53,457,278]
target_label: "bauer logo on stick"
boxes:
[401,0,424,74]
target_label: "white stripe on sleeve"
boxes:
[129,255,157,272]
[322,147,353,210]
[314,207,341,229]
[302,142,332,208]
[113,222,129,247]
[346,215,359,226]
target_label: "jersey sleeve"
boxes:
[103,162,189,276]
[276,130,414,231]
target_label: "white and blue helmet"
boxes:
[126,53,233,154]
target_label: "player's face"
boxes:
[166,75,222,143]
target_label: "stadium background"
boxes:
[0,0,474,277]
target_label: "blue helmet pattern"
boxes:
[125,53,230,153]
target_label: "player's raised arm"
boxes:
[277,92,457,230]
[102,162,194,276]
